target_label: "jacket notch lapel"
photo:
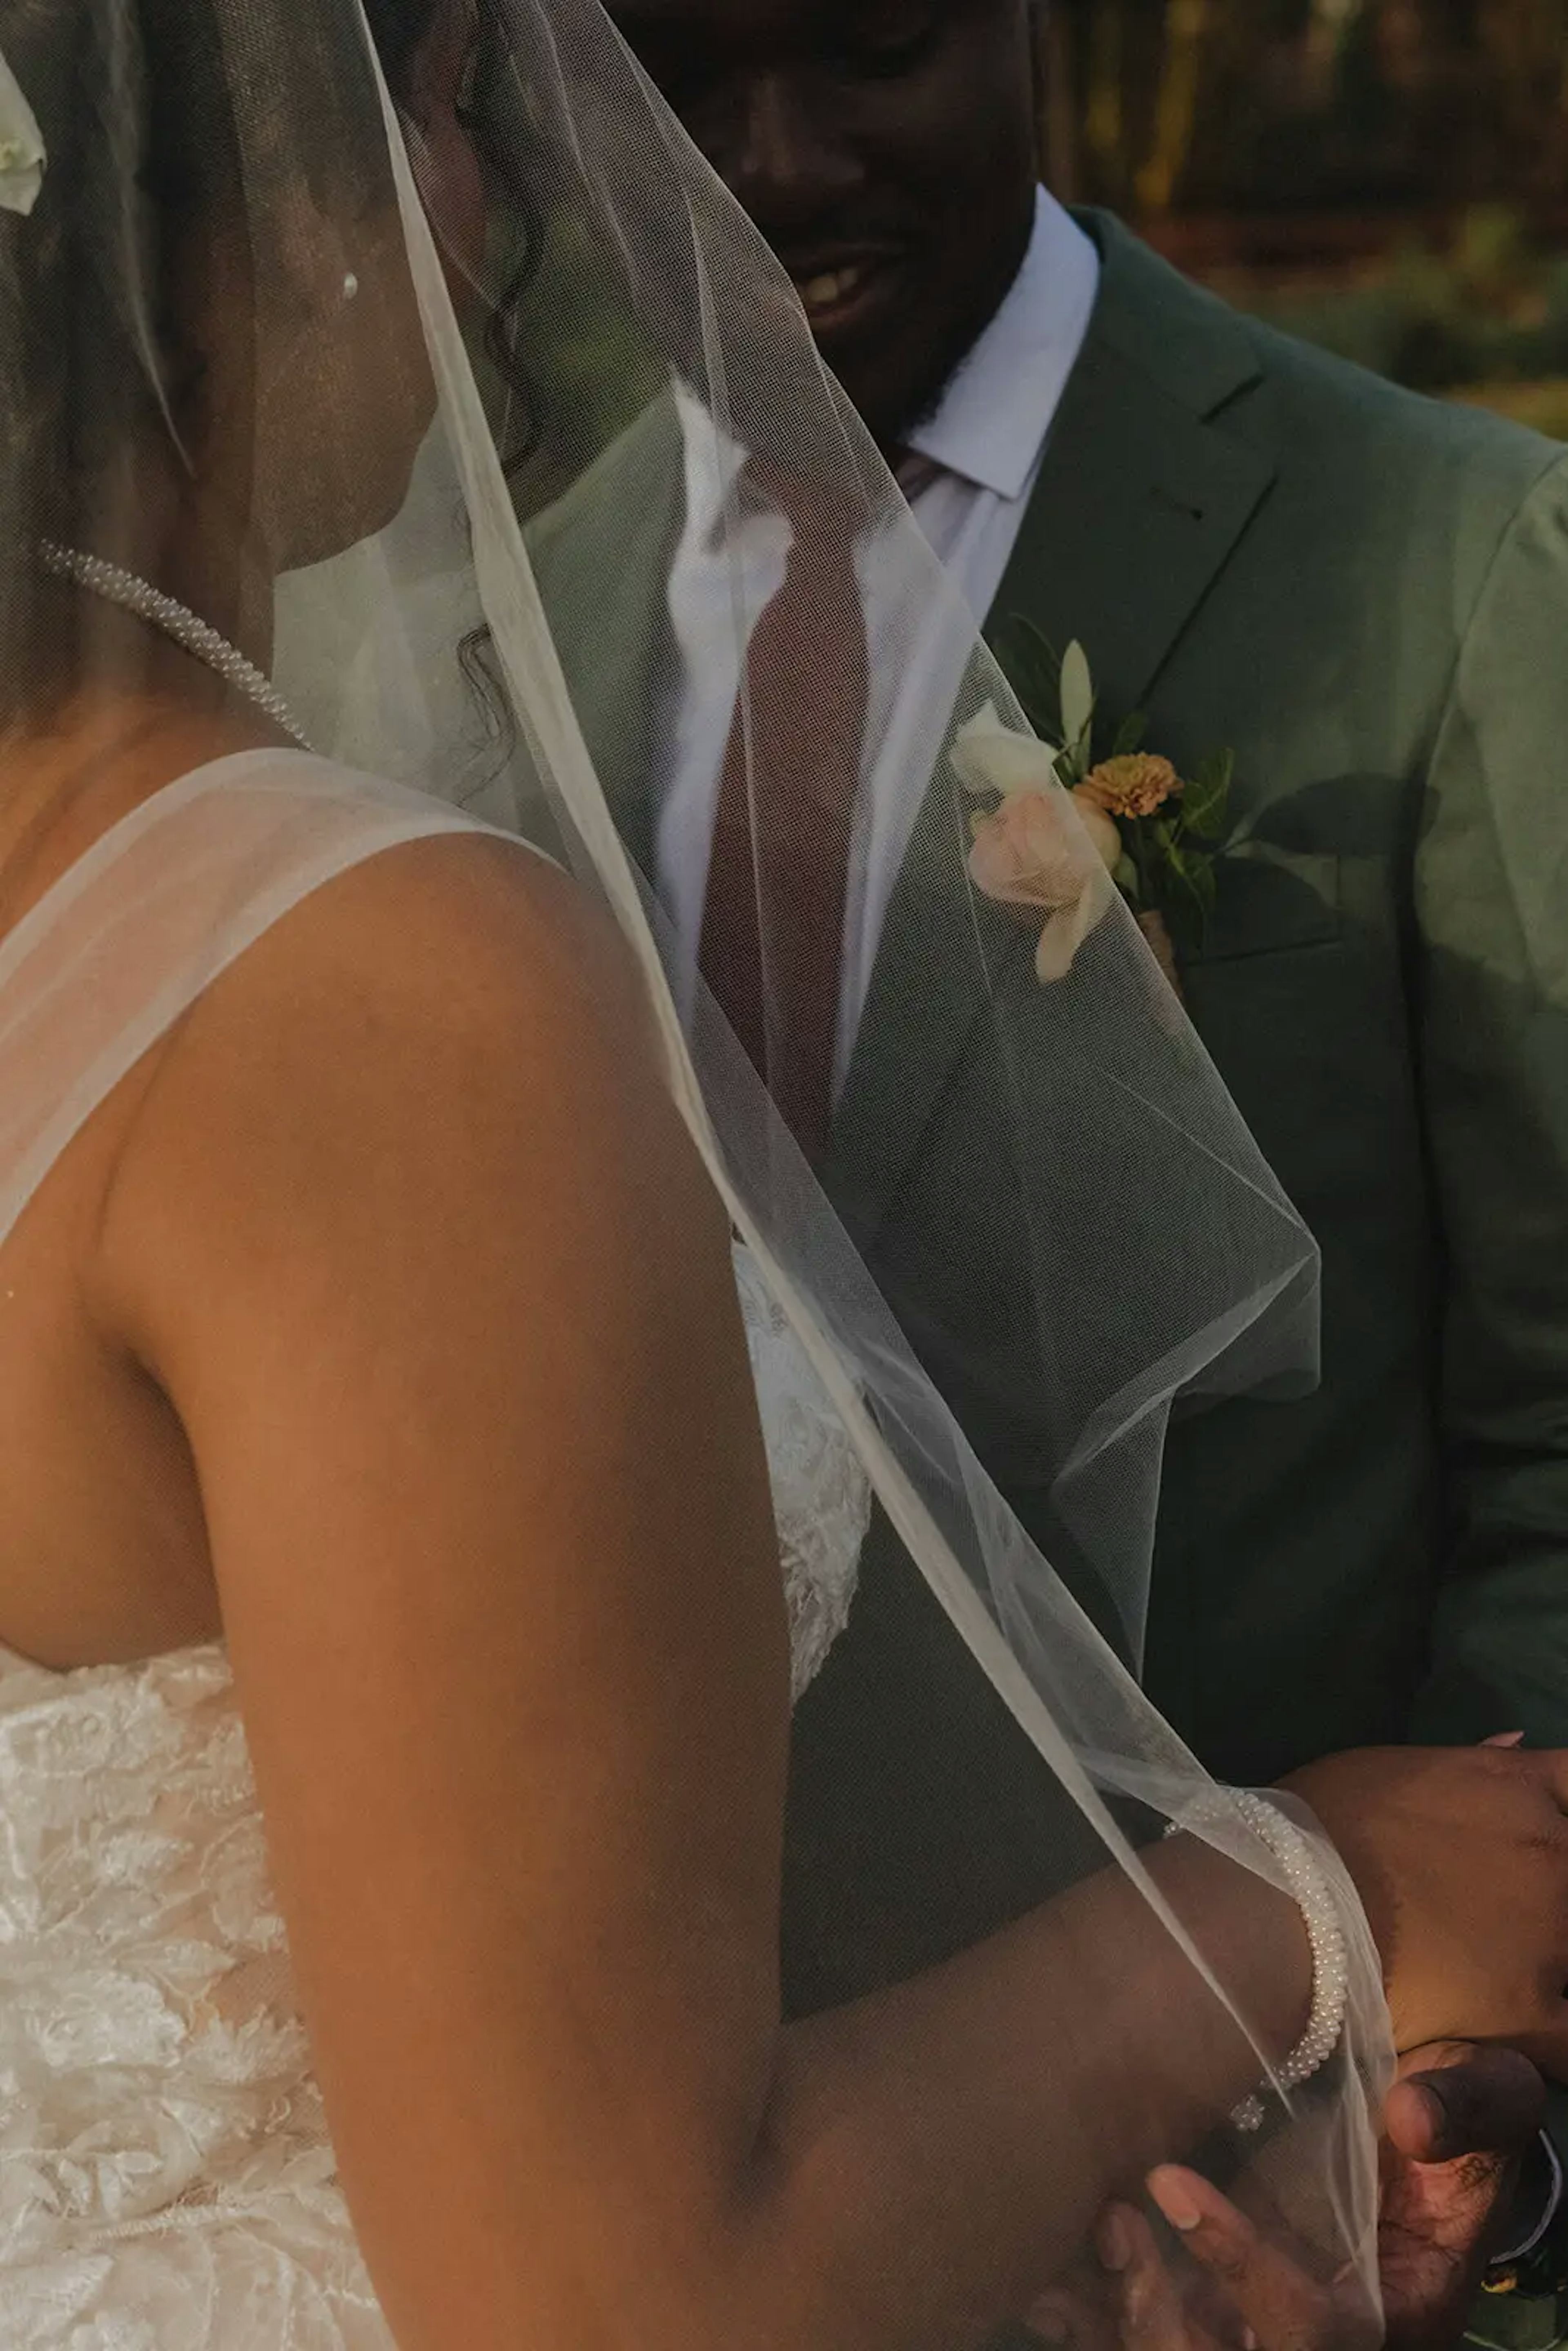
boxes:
[830,226,1279,1245]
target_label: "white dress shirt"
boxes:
[654,189,1100,1089]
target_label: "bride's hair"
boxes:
[0,0,438,729]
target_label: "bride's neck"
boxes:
[89,438,278,675]
[0,685,275,947]
[0,457,285,934]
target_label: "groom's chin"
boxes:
[824,218,1038,459]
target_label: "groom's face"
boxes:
[606,0,1040,450]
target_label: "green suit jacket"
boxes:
[528,213,1568,2009]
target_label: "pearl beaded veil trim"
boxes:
[38,543,314,751]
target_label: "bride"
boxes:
[0,0,1566,2343]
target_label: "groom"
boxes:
[528,0,1568,2331]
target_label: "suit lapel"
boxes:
[987,214,1278,719]
[829,220,1280,1244]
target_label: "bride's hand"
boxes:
[1024,2175,1379,2351]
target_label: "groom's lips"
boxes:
[784,247,906,345]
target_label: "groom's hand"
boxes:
[1281,1745,1568,2071]
[1380,2041,1546,2351]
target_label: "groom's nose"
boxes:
[726,71,866,229]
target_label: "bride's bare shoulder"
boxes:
[264,824,650,1050]
[169,821,653,1110]
[93,819,696,1359]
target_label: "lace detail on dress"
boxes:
[736,1243,867,1701]
[0,1643,386,2348]
[0,1249,866,2344]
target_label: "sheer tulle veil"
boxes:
[0,0,1392,2314]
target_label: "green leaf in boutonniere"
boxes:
[1059,641,1094,764]
[1180,747,1234,844]
[990,615,1066,741]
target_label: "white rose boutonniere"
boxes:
[953,700,1120,984]
[0,48,45,219]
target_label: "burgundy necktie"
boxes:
[892,446,942,503]
[697,465,869,1161]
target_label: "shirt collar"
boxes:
[903,188,1100,503]
[670,188,1101,536]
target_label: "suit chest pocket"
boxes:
[1182,843,1341,965]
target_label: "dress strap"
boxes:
[0,752,500,1253]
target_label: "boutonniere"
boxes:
[989,629,1235,1001]
[951,700,1119,984]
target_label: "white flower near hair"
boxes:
[0,46,45,218]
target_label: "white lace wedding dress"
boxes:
[0,756,868,2347]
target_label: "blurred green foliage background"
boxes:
[1039,0,1568,435]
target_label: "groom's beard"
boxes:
[876,261,1024,455]
[690,215,1031,471]
[809,196,1039,460]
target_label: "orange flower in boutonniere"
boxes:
[989,630,1236,1003]
[1079,752,1182,822]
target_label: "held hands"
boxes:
[1027,1735,1564,2351]
[1044,1715,1561,2351]
[1281,1743,1568,2075]
[1031,2043,1544,2351]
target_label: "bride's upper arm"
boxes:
[95,832,792,2344]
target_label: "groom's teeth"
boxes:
[800,267,865,314]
